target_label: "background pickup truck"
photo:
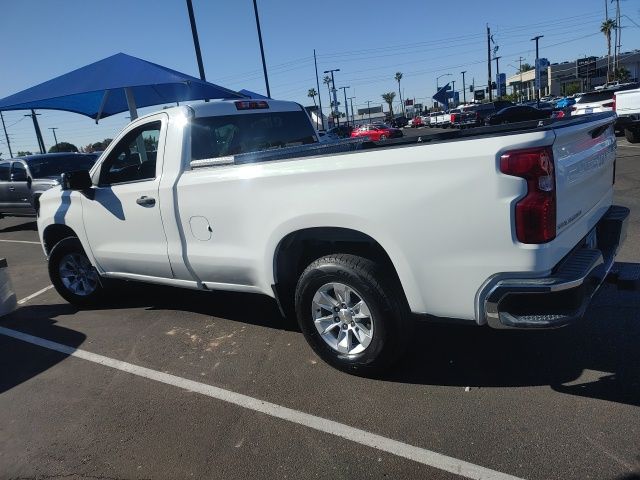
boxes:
[0,153,99,218]
[37,99,629,374]
[615,86,640,143]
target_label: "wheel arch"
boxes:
[42,224,79,255]
[270,226,415,316]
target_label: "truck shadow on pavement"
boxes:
[101,282,299,332]
[390,283,640,407]
[0,304,85,394]
[0,219,37,233]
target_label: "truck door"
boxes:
[9,162,33,214]
[81,114,173,279]
[0,162,11,212]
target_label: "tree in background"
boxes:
[307,88,318,107]
[601,18,616,82]
[394,72,404,117]
[381,92,396,118]
[518,63,533,73]
[613,66,631,82]
[48,142,78,153]
[565,83,582,96]
[81,138,112,153]
[16,151,33,157]
[323,75,333,113]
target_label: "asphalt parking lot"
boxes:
[0,136,639,480]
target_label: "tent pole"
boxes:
[0,112,13,158]
[124,88,138,120]
[95,90,110,124]
[30,110,46,154]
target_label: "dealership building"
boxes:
[506,50,640,99]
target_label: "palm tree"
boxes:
[381,92,396,119]
[518,63,532,73]
[323,75,332,109]
[394,72,404,117]
[601,18,616,82]
[307,88,318,107]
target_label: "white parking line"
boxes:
[0,239,41,245]
[17,285,54,305]
[0,326,522,480]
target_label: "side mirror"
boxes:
[61,170,92,191]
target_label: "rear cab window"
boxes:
[191,110,317,161]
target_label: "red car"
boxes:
[350,123,403,141]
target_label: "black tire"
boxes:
[625,127,640,143]
[48,237,105,307]
[294,254,409,375]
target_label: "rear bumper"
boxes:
[482,205,629,329]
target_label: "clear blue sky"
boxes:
[1,0,639,156]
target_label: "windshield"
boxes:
[26,154,98,177]
[191,111,317,160]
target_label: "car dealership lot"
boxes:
[0,139,638,480]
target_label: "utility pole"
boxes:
[487,24,493,102]
[615,0,621,72]
[461,71,467,104]
[26,110,45,154]
[531,35,543,108]
[494,56,501,99]
[348,97,356,125]
[451,80,456,108]
[516,56,524,102]
[339,86,350,126]
[49,127,59,147]
[366,100,372,124]
[324,68,341,127]
[0,112,13,158]
[252,0,271,98]
[313,49,324,131]
[185,0,206,82]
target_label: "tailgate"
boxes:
[552,113,616,236]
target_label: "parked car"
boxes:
[571,84,639,117]
[485,105,552,125]
[409,116,424,128]
[351,123,403,141]
[389,116,409,128]
[37,99,629,373]
[326,125,354,139]
[555,97,576,109]
[0,152,100,218]
[468,101,515,126]
[614,86,640,142]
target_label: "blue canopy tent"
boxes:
[0,52,245,123]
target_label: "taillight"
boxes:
[451,113,457,122]
[500,147,556,244]
[602,101,615,109]
[235,100,269,110]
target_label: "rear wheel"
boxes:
[625,127,640,143]
[379,134,387,141]
[49,237,105,307]
[294,254,409,375]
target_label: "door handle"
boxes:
[136,196,156,207]
[9,186,15,192]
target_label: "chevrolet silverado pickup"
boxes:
[615,86,640,143]
[36,99,629,373]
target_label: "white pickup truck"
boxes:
[615,86,640,143]
[36,99,629,373]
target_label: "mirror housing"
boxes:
[61,170,92,191]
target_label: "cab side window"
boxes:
[10,162,27,181]
[0,163,9,181]
[99,122,161,186]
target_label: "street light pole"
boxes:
[49,127,59,147]
[348,97,356,125]
[26,110,45,154]
[461,71,467,104]
[493,56,502,99]
[252,0,271,98]
[366,100,372,124]
[0,112,13,158]
[324,68,341,127]
[451,80,456,108]
[531,35,543,108]
[339,86,350,126]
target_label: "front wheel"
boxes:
[294,254,409,375]
[48,237,105,307]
